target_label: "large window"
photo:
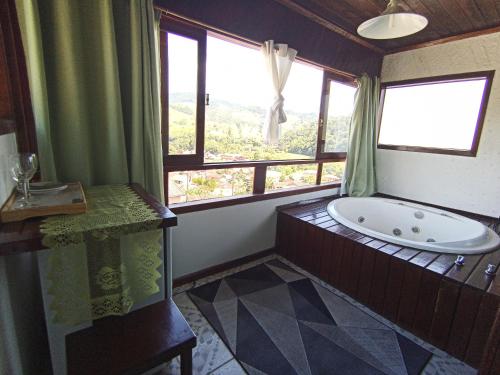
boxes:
[378,71,494,156]
[160,16,357,208]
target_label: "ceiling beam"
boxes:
[273,0,385,54]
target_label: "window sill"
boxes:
[377,144,476,157]
[168,183,340,214]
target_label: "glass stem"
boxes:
[22,180,29,203]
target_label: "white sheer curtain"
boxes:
[261,40,297,144]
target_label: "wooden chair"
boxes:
[66,299,196,375]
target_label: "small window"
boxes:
[378,71,494,156]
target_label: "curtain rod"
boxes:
[155,7,358,81]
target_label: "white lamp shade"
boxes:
[357,13,428,39]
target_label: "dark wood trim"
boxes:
[378,71,495,157]
[381,71,496,89]
[388,26,500,55]
[0,0,38,152]
[272,0,384,55]
[0,119,15,135]
[316,71,356,160]
[253,165,266,194]
[173,248,276,288]
[169,183,339,214]
[165,158,345,172]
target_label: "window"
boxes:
[317,74,357,158]
[204,34,323,162]
[160,16,357,210]
[378,71,494,156]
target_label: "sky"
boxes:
[379,79,487,149]
[168,33,356,115]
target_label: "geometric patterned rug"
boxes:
[187,259,432,375]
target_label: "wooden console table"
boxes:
[0,184,197,374]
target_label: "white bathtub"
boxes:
[327,197,500,254]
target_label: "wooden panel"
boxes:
[355,244,377,305]
[0,25,13,120]
[273,0,500,52]
[383,256,408,322]
[397,264,423,330]
[447,285,484,360]
[337,238,356,293]
[412,271,441,339]
[465,293,500,368]
[154,0,383,76]
[0,0,37,149]
[368,251,393,313]
[325,232,346,287]
[479,306,500,375]
[429,278,462,349]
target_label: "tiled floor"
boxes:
[152,254,477,375]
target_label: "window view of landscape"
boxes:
[167,33,198,155]
[324,81,356,153]
[321,162,346,184]
[168,168,253,204]
[166,33,354,203]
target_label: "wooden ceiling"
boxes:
[275,0,500,53]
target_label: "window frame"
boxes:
[160,17,207,166]
[316,71,358,160]
[159,15,357,211]
[377,71,495,157]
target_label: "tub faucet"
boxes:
[485,264,497,275]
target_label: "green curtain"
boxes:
[343,74,380,197]
[15,0,164,201]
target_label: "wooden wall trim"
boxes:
[0,0,37,152]
[272,0,383,54]
[172,248,275,288]
[153,0,382,77]
[387,26,500,55]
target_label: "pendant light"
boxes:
[357,0,428,39]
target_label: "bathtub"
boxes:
[327,197,500,254]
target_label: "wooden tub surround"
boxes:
[276,196,500,373]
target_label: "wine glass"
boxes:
[8,153,38,207]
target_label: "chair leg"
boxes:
[180,350,192,375]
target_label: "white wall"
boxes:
[172,188,338,278]
[377,32,500,217]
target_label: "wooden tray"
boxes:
[0,182,87,223]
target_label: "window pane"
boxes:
[205,35,321,162]
[321,162,345,184]
[324,81,356,153]
[379,79,487,150]
[266,164,318,191]
[168,33,198,155]
[168,168,253,203]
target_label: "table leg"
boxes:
[180,350,192,375]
